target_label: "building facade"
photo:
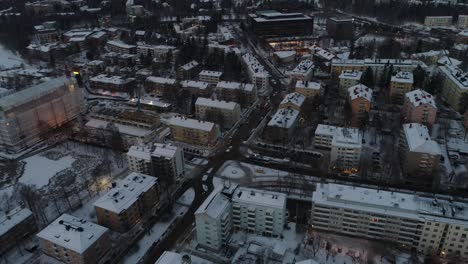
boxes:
[439,65,468,112]
[216,81,257,106]
[402,89,437,127]
[390,71,414,104]
[199,70,223,86]
[195,97,241,129]
[89,74,136,92]
[169,116,219,147]
[144,76,177,96]
[263,108,300,144]
[424,16,453,27]
[347,84,372,128]
[326,17,354,40]
[241,53,269,93]
[248,10,313,38]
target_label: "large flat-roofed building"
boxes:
[241,53,269,93]
[94,172,159,232]
[0,207,37,255]
[263,108,300,144]
[424,16,453,27]
[0,77,84,153]
[248,10,313,38]
[399,123,441,180]
[90,108,159,130]
[126,143,185,184]
[169,116,219,147]
[195,97,241,129]
[295,81,321,98]
[311,183,468,258]
[105,40,136,54]
[89,74,136,92]
[199,70,223,86]
[438,65,468,112]
[216,81,257,106]
[37,214,112,264]
[288,60,315,82]
[144,76,177,96]
[347,84,372,128]
[402,89,437,127]
[458,15,468,28]
[326,17,354,40]
[232,187,286,237]
[331,58,419,79]
[390,71,414,104]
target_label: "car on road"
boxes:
[202,174,208,182]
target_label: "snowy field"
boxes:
[0,44,25,69]
[18,155,75,188]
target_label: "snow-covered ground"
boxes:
[219,165,246,179]
[0,44,25,69]
[18,155,75,188]
[177,188,195,206]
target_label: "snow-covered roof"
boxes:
[155,251,213,264]
[391,71,414,84]
[297,260,320,264]
[135,30,145,35]
[290,59,314,75]
[216,81,254,92]
[232,187,286,209]
[402,123,441,155]
[199,70,223,78]
[0,207,33,236]
[90,74,134,85]
[250,11,312,23]
[310,45,335,61]
[438,65,468,90]
[437,56,462,67]
[85,119,151,137]
[280,92,305,108]
[348,84,372,101]
[267,108,299,128]
[332,127,362,149]
[129,96,171,108]
[315,124,338,137]
[273,50,296,59]
[127,143,180,161]
[295,80,321,91]
[242,53,269,78]
[180,80,209,90]
[339,70,362,80]
[169,116,215,132]
[36,214,108,254]
[333,58,417,67]
[146,76,176,85]
[106,40,136,49]
[405,89,436,108]
[195,97,239,111]
[94,172,158,214]
[180,60,199,71]
[195,186,230,219]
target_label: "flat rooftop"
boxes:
[232,187,286,209]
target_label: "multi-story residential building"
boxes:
[402,89,437,127]
[241,53,269,93]
[177,60,200,80]
[339,70,362,95]
[424,16,453,27]
[439,65,468,112]
[390,71,414,104]
[180,80,211,97]
[326,17,354,40]
[288,60,315,82]
[89,74,136,92]
[331,58,419,79]
[144,76,177,96]
[156,251,213,264]
[458,15,468,28]
[279,92,305,112]
[311,183,468,258]
[399,123,441,181]
[195,98,241,129]
[169,116,219,147]
[63,29,94,49]
[232,187,286,237]
[34,21,59,44]
[194,187,232,250]
[0,77,84,153]
[247,10,313,38]
[216,81,257,106]
[105,40,137,54]
[90,108,159,130]
[37,214,112,264]
[94,172,159,232]
[0,207,37,255]
[330,127,362,172]
[136,43,176,61]
[263,108,300,144]
[126,143,185,184]
[198,70,223,86]
[347,84,372,128]
[314,124,337,148]
[295,80,321,98]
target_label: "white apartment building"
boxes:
[288,59,315,81]
[330,127,362,172]
[126,143,185,184]
[216,81,258,105]
[424,16,453,27]
[198,70,223,86]
[438,65,468,112]
[314,124,338,148]
[136,43,176,60]
[180,80,210,96]
[194,187,232,250]
[232,187,286,237]
[241,53,269,93]
[311,183,468,258]
[105,40,136,54]
[0,77,84,153]
[458,15,468,28]
[339,70,362,95]
[331,58,420,79]
[195,97,241,128]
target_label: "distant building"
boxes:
[458,15,468,28]
[326,17,354,40]
[155,251,213,264]
[295,80,321,98]
[248,10,313,38]
[105,40,136,54]
[177,60,200,80]
[438,65,468,112]
[94,172,159,232]
[424,16,453,27]
[169,116,219,147]
[279,92,305,112]
[263,108,300,143]
[216,81,257,106]
[339,70,362,95]
[347,84,372,128]
[199,70,223,86]
[402,89,437,127]
[34,21,59,44]
[126,143,185,184]
[0,77,84,153]
[399,123,441,181]
[241,53,269,93]
[0,207,37,256]
[180,80,211,97]
[89,74,136,92]
[37,214,112,264]
[136,43,175,61]
[331,58,419,79]
[144,76,177,96]
[390,71,414,104]
[90,107,159,130]
[288,60,315,82]
[195,98,241,129]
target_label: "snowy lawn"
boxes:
[19,155,75,188]
[220,165,246,179]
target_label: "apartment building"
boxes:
[311,183,468,258]
[0,77,84,153]
[390,71,414,104]
[94,172,159,232]
[126,143,185,184]
[177,60,200,80]
[90,108,159,130]
[136,43,176,61]
[263,108,300,143]
[232,187,287,237]
[288,60,315,82]
[326,16,354,40]
[37,214,111,264]
[248,10,313,38]
[330,127,362,172]
[458,15,468,28]
[34,21,59,44]
[105,40,137,54]
[399,123,441,180]
[331,58,419,79]
[295,80,321,98]
[144,76,177,96]
[195,187,232,250]
[424,16,453,27]
[279,92,306,112]
[180,80,211,97]
[199,70,223,86]
[402,89,437,127]
[314,124,337,148]
[195,98,241,129]
[347,84,372,128]
[216,81,257,106]
[439,65,468,112]
[89,74,136,92]
[169,116,219,147]
[339,70,362,95]
[0,207,37,255]
[241,53,269,92]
